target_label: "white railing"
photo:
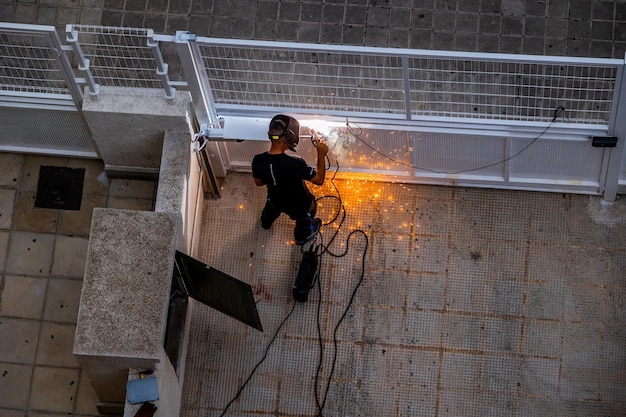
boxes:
[66,25,177,99]
[0,23,625,199]
[0,23,96,156]
[0,23,83,109]
[177,35,625,200]
[190,37,622,126]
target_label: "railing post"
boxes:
[64,25,100,97]
[46,26,85,106]
[402,55,412,121]
[175,31,224,198]
[146,29,176,100]
[174,31,220,136]
[602,58,626,201]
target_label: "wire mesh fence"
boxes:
[67,24,175,96]
[0,31,71,95]
[198,45,408,116]
[407,59,617,123]
[196,40,621,125]
[0,23,624,195]
[1,23,620,126]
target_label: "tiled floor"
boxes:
[0,163,625,417]
[182,172,626,417]
[0,153,157,417]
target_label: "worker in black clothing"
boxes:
[252,114,329,245]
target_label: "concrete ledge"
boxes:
[74,209,180,408]
[74,131,201,416]
[155,131,192,214]
[156,130,204,256]
[104,165,160,180]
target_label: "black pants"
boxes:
[261,197,317,242]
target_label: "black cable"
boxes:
[217,301,297,417]
[305,109,561,412]
[345,106,566,175]
[225,108,561,415]
[313,236,326,413]
[307,159,369,417]
[302,157,346,256]
[223,155,366,417]
[313,230,368,417]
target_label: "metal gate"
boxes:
[0,23,97,157]
[169,35,626,201]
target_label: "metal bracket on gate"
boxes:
[175,31,197,42]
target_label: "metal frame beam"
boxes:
[603,58,626,201]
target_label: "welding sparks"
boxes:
[301,119,357,161]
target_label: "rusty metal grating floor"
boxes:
[181,172,626,417]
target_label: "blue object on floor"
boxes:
[126,377,159,404]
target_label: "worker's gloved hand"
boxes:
[315,138,329,155]
[134,402,157,417]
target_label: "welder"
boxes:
[252,114,329,245]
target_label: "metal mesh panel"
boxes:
[329,128,412,173]
[69,25,166,89]
[218,128,607,194]
[197,40,619,125]
[508,139,604,181]
[199,45,406,114]
[413,133,507,176]
[0,32,70,95]
[407,59,617,123]
[222,128,413,176]
[0,107,96,156]
[222,140,269,168]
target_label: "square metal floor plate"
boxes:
[35,166,85,210]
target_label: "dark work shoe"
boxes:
[296,218,321,245]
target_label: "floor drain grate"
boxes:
[35,166,85,210]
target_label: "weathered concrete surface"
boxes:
[74,209,180,407]
[82,86,191,174]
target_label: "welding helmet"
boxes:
[268,114,300,152]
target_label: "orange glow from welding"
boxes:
[323,178,390,208]
[300,119,346,136]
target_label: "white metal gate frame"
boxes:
[0,23,101,156]
[164,32,626,201]
[0,23,84,110]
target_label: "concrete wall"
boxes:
[74,209,180,413]
[154,130,204,256]
[74,127,208,416]
[82,86,191,176]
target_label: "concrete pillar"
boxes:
[81,86,191,177]
[74,209,180,414]
[156,131,204,255]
